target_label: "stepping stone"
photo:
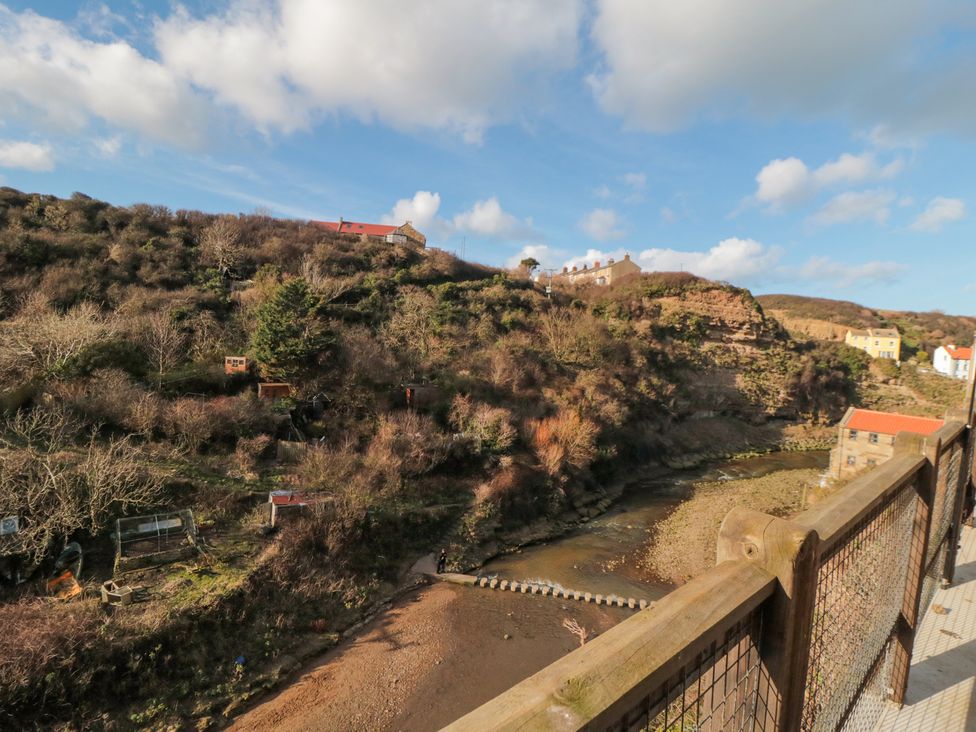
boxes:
[489,579,498,589]
[479,578,488,587]
[639,600,649,610]
[541,587,550,596]
[595,594,604,605]
[573,591,582,601]
[500,580,509,591]
[616,598,625,608]
[584,593,592,603]
[628,598,636,609]
[520,584,529,593]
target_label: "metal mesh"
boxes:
[836,640,895,732]
[919,534,949,620]
[610,608,771,732]
[929,441,963,561]
[801,483,917,732]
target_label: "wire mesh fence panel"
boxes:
[801,484,917,732]
[115,510,198,572]
[609,608,772,732]
[835,639,895,732]
[929,440,964,563]
[919,534,949,622]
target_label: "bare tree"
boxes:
[0,300,115,380]
[199,216,243,275]
[0,407,164,565]
[300,254,357,303]
[143,312,186,380]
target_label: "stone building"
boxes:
[829,407,944,479]
[555,254,641,286]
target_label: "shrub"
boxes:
[164,398,217,452]
[529,410,599,477]
[235,434,274,479]
[448,395,517,454]
[366,411,451,481]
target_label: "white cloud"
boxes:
[507,243,562,270]
[588,1,974,137]
[795,257,907,287]
[808,189,896,226]
[593,184,612,199]
[910,196,966,232]
[754,152,903,210]
[452,197,531,238]
[0,7,210,148]
[559,236,906,290]
[155,0,582,143]
[755,157,814,208]
[93,135,122,158]
[639,238,781,281]
[382,191,441,230]
[622,172,646,191]
[0,139,54,171]
[579,208,624,241]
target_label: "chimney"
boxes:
[572,266,578,272]
[562,266,568,273]
[608,257,615,265]
[594,260,600,268]
[624,253,630,260]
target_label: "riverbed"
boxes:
[230,450,828,731]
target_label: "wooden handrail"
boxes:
[794,452,926,551]
[444,560,775,732]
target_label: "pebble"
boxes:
[503,634,511,640]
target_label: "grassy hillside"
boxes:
[0,188,947,727]
[758,293,976,357]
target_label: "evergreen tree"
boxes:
[250,278,331,381]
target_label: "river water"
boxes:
[482,450,829,602]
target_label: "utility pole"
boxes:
[541,268,556,299]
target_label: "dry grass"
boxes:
[642,468,821,584]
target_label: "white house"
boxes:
[933,344,974,380]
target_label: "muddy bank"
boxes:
[230,582,627,732]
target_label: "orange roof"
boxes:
[945,345,973,361]
[846,409,943,436]
[313,220,398,237]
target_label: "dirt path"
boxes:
[230,582,628,732]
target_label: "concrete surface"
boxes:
[878,524,976,731]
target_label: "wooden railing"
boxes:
[445,379,976,732]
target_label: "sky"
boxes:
[1,1,975,314]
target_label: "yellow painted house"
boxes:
[844,327,901,360]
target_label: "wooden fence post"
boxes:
[889,432,940,706]
[718,508,819,732]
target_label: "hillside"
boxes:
[0,188,947,727]
[758,293,976,356]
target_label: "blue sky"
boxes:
[1,1,975,313]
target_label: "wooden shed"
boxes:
[224,356,249,374]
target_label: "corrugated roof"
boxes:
[313,220,398,237]
[845,409,944,436]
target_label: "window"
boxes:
[846,455,857,466]
[869,433,879,444]
[867,458,878,467]
[874,340,879,346]
[849,429,858,440]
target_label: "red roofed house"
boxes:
[312,218,426,248]
[933,343,974,381]
[829,408,945,479]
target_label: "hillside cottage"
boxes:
[933,344,974,380]
[556,254,641,286]
[224,356,249,374]
[312,219,426,247]
[829,407,944,479]
[844,327,901,360]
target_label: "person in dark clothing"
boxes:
[436,549,447,574]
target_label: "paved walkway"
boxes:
[878,524,976,732]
